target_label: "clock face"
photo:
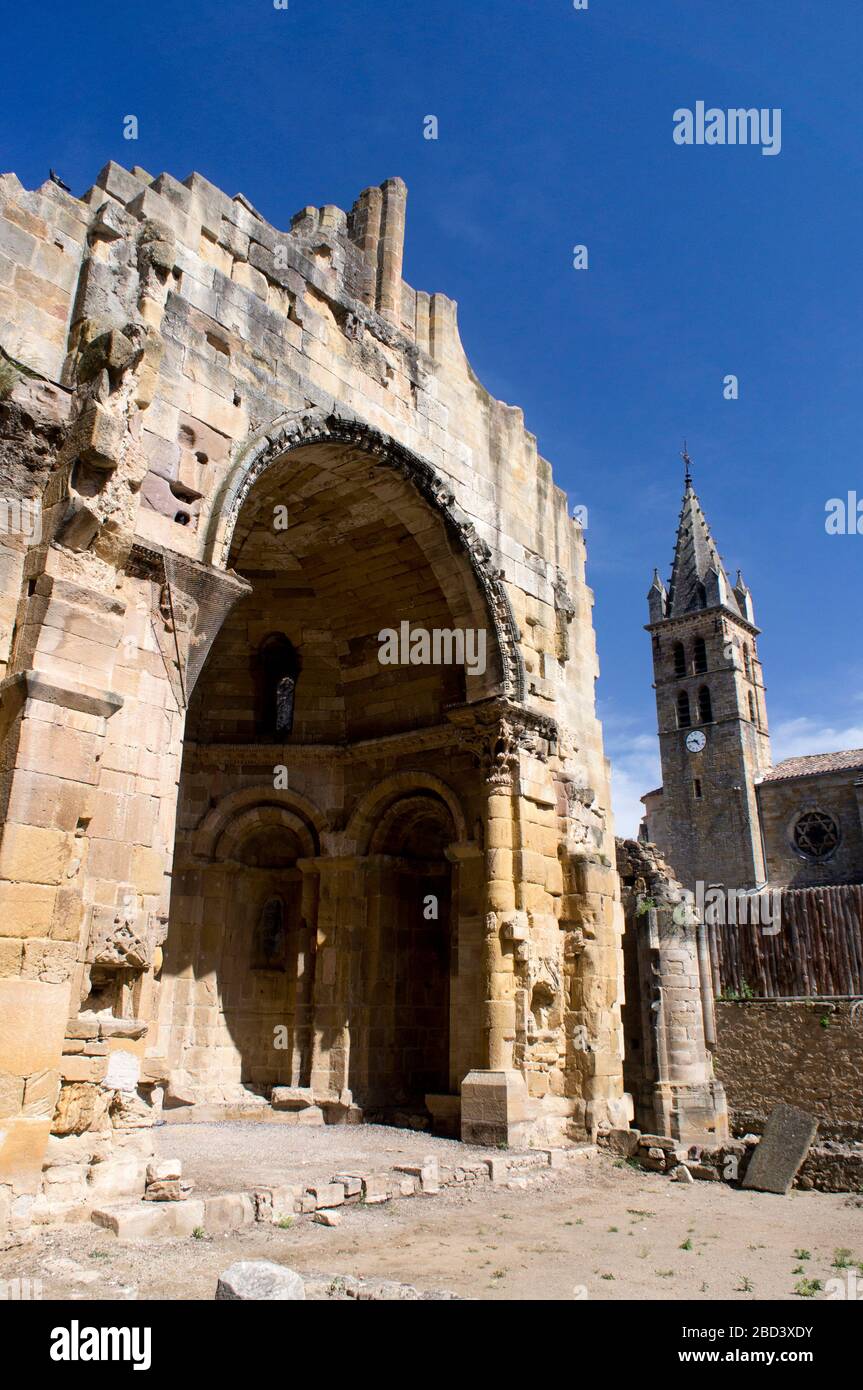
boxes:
[686,729,706,753]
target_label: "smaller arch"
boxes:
[748,690,756,723]
[697,685,713,723]
[346,771,468,855]
[190,785,325,861]
[215,805,316,864]
[677,690,691,729]
[743,644,753,681]
[673,642,686,678]
[693,636,707,674]
[369,794,456,857]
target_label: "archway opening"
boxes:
[160,436,494,1114]
[351,793,456,1123]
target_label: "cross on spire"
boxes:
[681,440,693,487]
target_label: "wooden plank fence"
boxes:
[710,884,863,999]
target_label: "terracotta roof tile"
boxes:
[762,748,863,782]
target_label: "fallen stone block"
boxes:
[146,1159,182,1183]
[331,1173,363,1200]
[671,1164,695,1184]
[314,1209,342,1227]
[307,1182,344,1210]
[144,1178,193,1202]
[537,1148,567,1169]
[86,1157,147,1201]
[92,1198,205,1239]
[392,1157,440,1193]
[484,1156,509,1184]
[360,1174,390,1204]
[600,1127,641,1158]
[272,1184,303,1220]
[204,1192,256,1235]
[271,1086,315,1111]
[216,1260,305,1301]
[742,1103,818,1196]
[640,1134,677,1151]
[687,1162,721,1182]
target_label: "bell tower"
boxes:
[642,448,772,892]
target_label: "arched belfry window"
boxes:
[698,685,713,723]
[743,645,753,681]
[693,636,707,673]
[677,690,691,728]
[252,897,288,971]
[673,642,686,677]
[253,633,300,739]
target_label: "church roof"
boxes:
[762,748,863,782]
[666,479,741,618]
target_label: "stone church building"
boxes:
[0,160,638,1239]
[642,464,863,894]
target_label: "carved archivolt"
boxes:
[206,411,525,701]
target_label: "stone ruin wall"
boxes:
[0,160,626,1241]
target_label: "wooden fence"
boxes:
[710,884,863,999]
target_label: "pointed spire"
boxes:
[647,567,667,621]
[665,454,741,619]
[733,569,755,623]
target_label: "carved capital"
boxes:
[447,699,558,785]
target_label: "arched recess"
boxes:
[346,770,468,855]
[204,410,524,703]
[160,788,323,1103]
[348,783,461,1117]
[190,785,325,862]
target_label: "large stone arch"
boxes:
[204,410,525,703]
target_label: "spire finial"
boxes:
[681,439,693,488]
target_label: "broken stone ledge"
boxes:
[89,1145,596,1239]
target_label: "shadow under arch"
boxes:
[204,409,525,703]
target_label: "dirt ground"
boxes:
[3,1123,861,1302]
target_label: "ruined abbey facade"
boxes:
[0,161,636,1241]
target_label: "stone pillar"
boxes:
[376,178,407,325]
[458,718,530,1147]
[294,861,319,1087]
[443,841,484,1095]
[617,838,728,1144]
[347,185,382,310]
[304,855,363,1107]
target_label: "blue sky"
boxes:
[3,0,861,832]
